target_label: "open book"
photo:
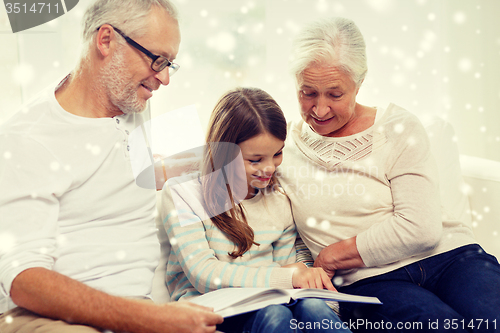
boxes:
[190,287,381,318]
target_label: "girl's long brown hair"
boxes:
[202,87,287,258]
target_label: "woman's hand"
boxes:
[287,264,337,291]
[314,237,366,279]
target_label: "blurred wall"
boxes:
[1,0,499,161]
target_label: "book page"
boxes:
[217,294,291,318]
[189,288,288,312]
[189,287,381,318]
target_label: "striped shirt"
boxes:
[157,174,297,301]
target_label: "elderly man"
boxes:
[0,0,222,332]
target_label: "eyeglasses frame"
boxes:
[97,25,179,75]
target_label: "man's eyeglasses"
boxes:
[98,25,179,76]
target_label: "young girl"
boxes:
[157,87,351,333]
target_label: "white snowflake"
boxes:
[50,161,60,171]
[116,251,126,260]
[316,0,328,12]
[458,58,472,72]
[0,233,16,254]
[366,0,393,12]
[57,235,68,247]
[461,183,473,196]
[12,63,35,85]
[333,276,343,286]
[453,11,466,24]
[207,32,236,53]
[394,123,405,133]
[320,220,330,230]
[306,217,317,227]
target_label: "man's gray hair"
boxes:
[290,17,367,88]
[79,0,178,62]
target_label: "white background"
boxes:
[1,0,499,161]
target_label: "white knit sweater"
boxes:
[278,103,476,287]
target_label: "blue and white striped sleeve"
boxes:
[158,178,294,296]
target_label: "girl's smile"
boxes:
[238,132,284,199]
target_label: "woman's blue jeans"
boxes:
[217,298,351,333]
[338,244,500,332]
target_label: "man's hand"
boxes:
[285,263,336,291]
[10,267,223,333]
[157,302,223,333]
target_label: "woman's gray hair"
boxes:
[79,0,178,62]
[290,17,367,87]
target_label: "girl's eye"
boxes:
[274,151,283,157]
[249,159,261,164]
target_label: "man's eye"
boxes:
[302,90,316,97]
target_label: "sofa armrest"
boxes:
[460,154,500,259]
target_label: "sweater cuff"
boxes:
[356,231,377,267]
[269,268,295,289]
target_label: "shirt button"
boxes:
[116,119,120,124]
[127,145,130,151]
[125,130,130,135]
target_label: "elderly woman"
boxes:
[278,17,500,332]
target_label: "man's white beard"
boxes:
[98,47,148,115]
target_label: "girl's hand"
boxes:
[290,266,337,291]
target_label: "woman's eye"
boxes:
[331,93,343,98]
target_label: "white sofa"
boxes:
[151,116,500,304]
[460,155,500,258]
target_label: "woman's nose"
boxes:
[313,96,330,118]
